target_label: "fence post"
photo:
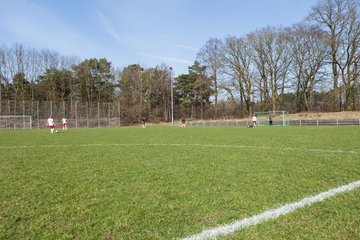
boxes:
[37,100,39,129]
[282,110,285,126]
[86,102,89,128]
[7,99,11,115]
[108,102,111,127]
[22,100,25,129]
[75,101,78,128]
[337,118,339,126]
[98,102,100,128]
[118,102,121,127]
[317,119,319,126]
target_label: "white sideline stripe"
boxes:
[180,180,360,240]
[0,143,358,154]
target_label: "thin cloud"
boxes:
[139,52,193,64]
[0,1,104,57]
[97,10,123,44]
[176,44,199,51]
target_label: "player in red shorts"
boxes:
[47,115,56,133]
[181,117,187,127]
[252,114,257,126]
[62,116,68,131]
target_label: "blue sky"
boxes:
[0,0,318,75]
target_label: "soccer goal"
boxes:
[0,115,32,130]
[255,111,290,126]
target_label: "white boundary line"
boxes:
[179,180,360,240]
[0,143,358,154]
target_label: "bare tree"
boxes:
[287,24,328,111]
[248,31,269,108]
[151,64,171,121]
[249,27,291,112]
[309,0,360,111]
[118,64,144,122]
[197,38,225,117]
[222,36,255,116]
[339,3,360,110]
[26,48,42,101]
[0,45,6,112]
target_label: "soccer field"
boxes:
[1,126,359,239]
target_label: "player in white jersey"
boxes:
[252,114,257,126]
[62,117,68,130]
[47,115,56,133]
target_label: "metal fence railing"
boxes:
[189,119,360,127]
[1,99,359,129]
[289,119,360,126]
[0,100,122,129]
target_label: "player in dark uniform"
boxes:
[181,117,186,127]
[141,117,146,128]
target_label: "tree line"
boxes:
[197,0,360,117]
[0,0,359,124]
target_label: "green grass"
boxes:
[0,126,359,239]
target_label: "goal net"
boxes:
[0,115,32,130]
[255,111,290,126]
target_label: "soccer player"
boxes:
[62,116,68,130]
[252,114,257,126]
[47,115,56,133]
[141,117,146,128]
[247,121,254,128]
[269,115,273,126]
[180,117,186,127]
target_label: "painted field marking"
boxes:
[0,143,358,155]
[180,180,360,240]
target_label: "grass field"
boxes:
[1,125,359,239]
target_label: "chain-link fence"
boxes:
[189,119,360,127]
[0,100,122,129]
[1,100,360,129]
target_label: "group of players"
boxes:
[46,115,188,133]
[46,115,68,133]
[248,114,273,127]
[140,117,187,128]
[47,114,276,132]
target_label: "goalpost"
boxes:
[0,115,32,130]
[255,111,290,126]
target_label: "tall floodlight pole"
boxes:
[170,67,174,126]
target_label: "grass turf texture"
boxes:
[0,126,359,239]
